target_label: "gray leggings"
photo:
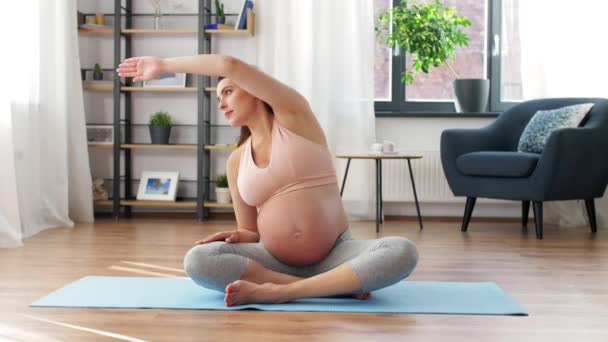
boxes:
[183,228,418,293]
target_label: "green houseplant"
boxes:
[148,110,172,144]
[376,0,488,112]
[215,0,226,24]
[93,63,104,80]
[215,173,231,203]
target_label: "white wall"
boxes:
[78,0,519,218]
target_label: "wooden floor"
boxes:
[2,218,608,342]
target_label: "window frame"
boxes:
[374,0,517,115]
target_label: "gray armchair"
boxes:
[441,98,608,239]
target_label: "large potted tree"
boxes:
[376,0,488,113]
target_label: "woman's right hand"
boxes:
[116,56,163,82]
[195,229,259,245]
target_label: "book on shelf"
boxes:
[204,23,234,30]
[235,0,254,30]
[83,80,114,87]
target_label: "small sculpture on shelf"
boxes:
[215,174,231,203]
[92,178,109,201]
[149,0,164,29]
[148,110,172,144]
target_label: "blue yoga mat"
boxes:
[31,276,527,316]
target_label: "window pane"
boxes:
[374,0,391,101]
[405,0,487,102]
[500,0,522,101]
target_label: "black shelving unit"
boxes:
[83,0,252,220]
[198,0,211,221]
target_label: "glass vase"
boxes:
[153,7,163,30]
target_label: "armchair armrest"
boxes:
[532,127,608,199]
[440,125,507,192]
[441,126,506,160]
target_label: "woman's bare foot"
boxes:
[224,281,372,306]
[224,280,289,306]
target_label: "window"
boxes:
[374,0,521,114]
[406,0,487,102]
[373,0,392,102]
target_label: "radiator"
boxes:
[381,151,458,202]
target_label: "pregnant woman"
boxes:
[117,54,419,306]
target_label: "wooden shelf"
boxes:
[86,8,254,220]
[123,29,198,34]
[83,86,198,92]
[79,28,113,34]
[205,145,236,150]
[83,85,113,92]
[205,9,255,36]
[95,200,197,208]
[95,199,234,209]
[122,86,197,92]
[204,201,233,208]
[79,9,253,37]
[89,144,236,150]
[79,28,197,34]
[121,144,197,150]
[88,143,113,148]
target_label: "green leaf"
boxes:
[375,0,470,84]
[149,111,172,126]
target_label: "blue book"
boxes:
[235,0,254,30]
[204,23,233,30]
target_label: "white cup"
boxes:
[382,140,395,153]
[371,143,383,153]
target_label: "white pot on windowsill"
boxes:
[215,187,231,204]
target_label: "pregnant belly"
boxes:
[257,184,349,266]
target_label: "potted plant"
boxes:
[215,174,231,203]
[376,0,489,113]
[93,63,104,81]
[148,110,172,144]
[215,0,226,24]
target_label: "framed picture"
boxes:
[143,73,186,88]
[87,125,113,145]
[137,171,180,201]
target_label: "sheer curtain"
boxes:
[255,0,377,219]
[519,1,608,228]
[0,0,93,248]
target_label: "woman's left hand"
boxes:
[116,56,163,82]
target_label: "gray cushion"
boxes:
[457,151,540,177]
[518,103,595,153]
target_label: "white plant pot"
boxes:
[215,187,231,204]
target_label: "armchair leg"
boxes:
[532,201,543,239]
[585,199,598,233]
[522,201,530,226]
[462,197,476,232]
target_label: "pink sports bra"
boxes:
[237,118,337,208]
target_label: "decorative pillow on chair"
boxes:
[517,103,595,153]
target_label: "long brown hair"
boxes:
[236,101,274,147]
[218,77,274,147]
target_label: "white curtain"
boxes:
[519,1,608,228]
[255,0,377,219]
[0,0,94,248]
